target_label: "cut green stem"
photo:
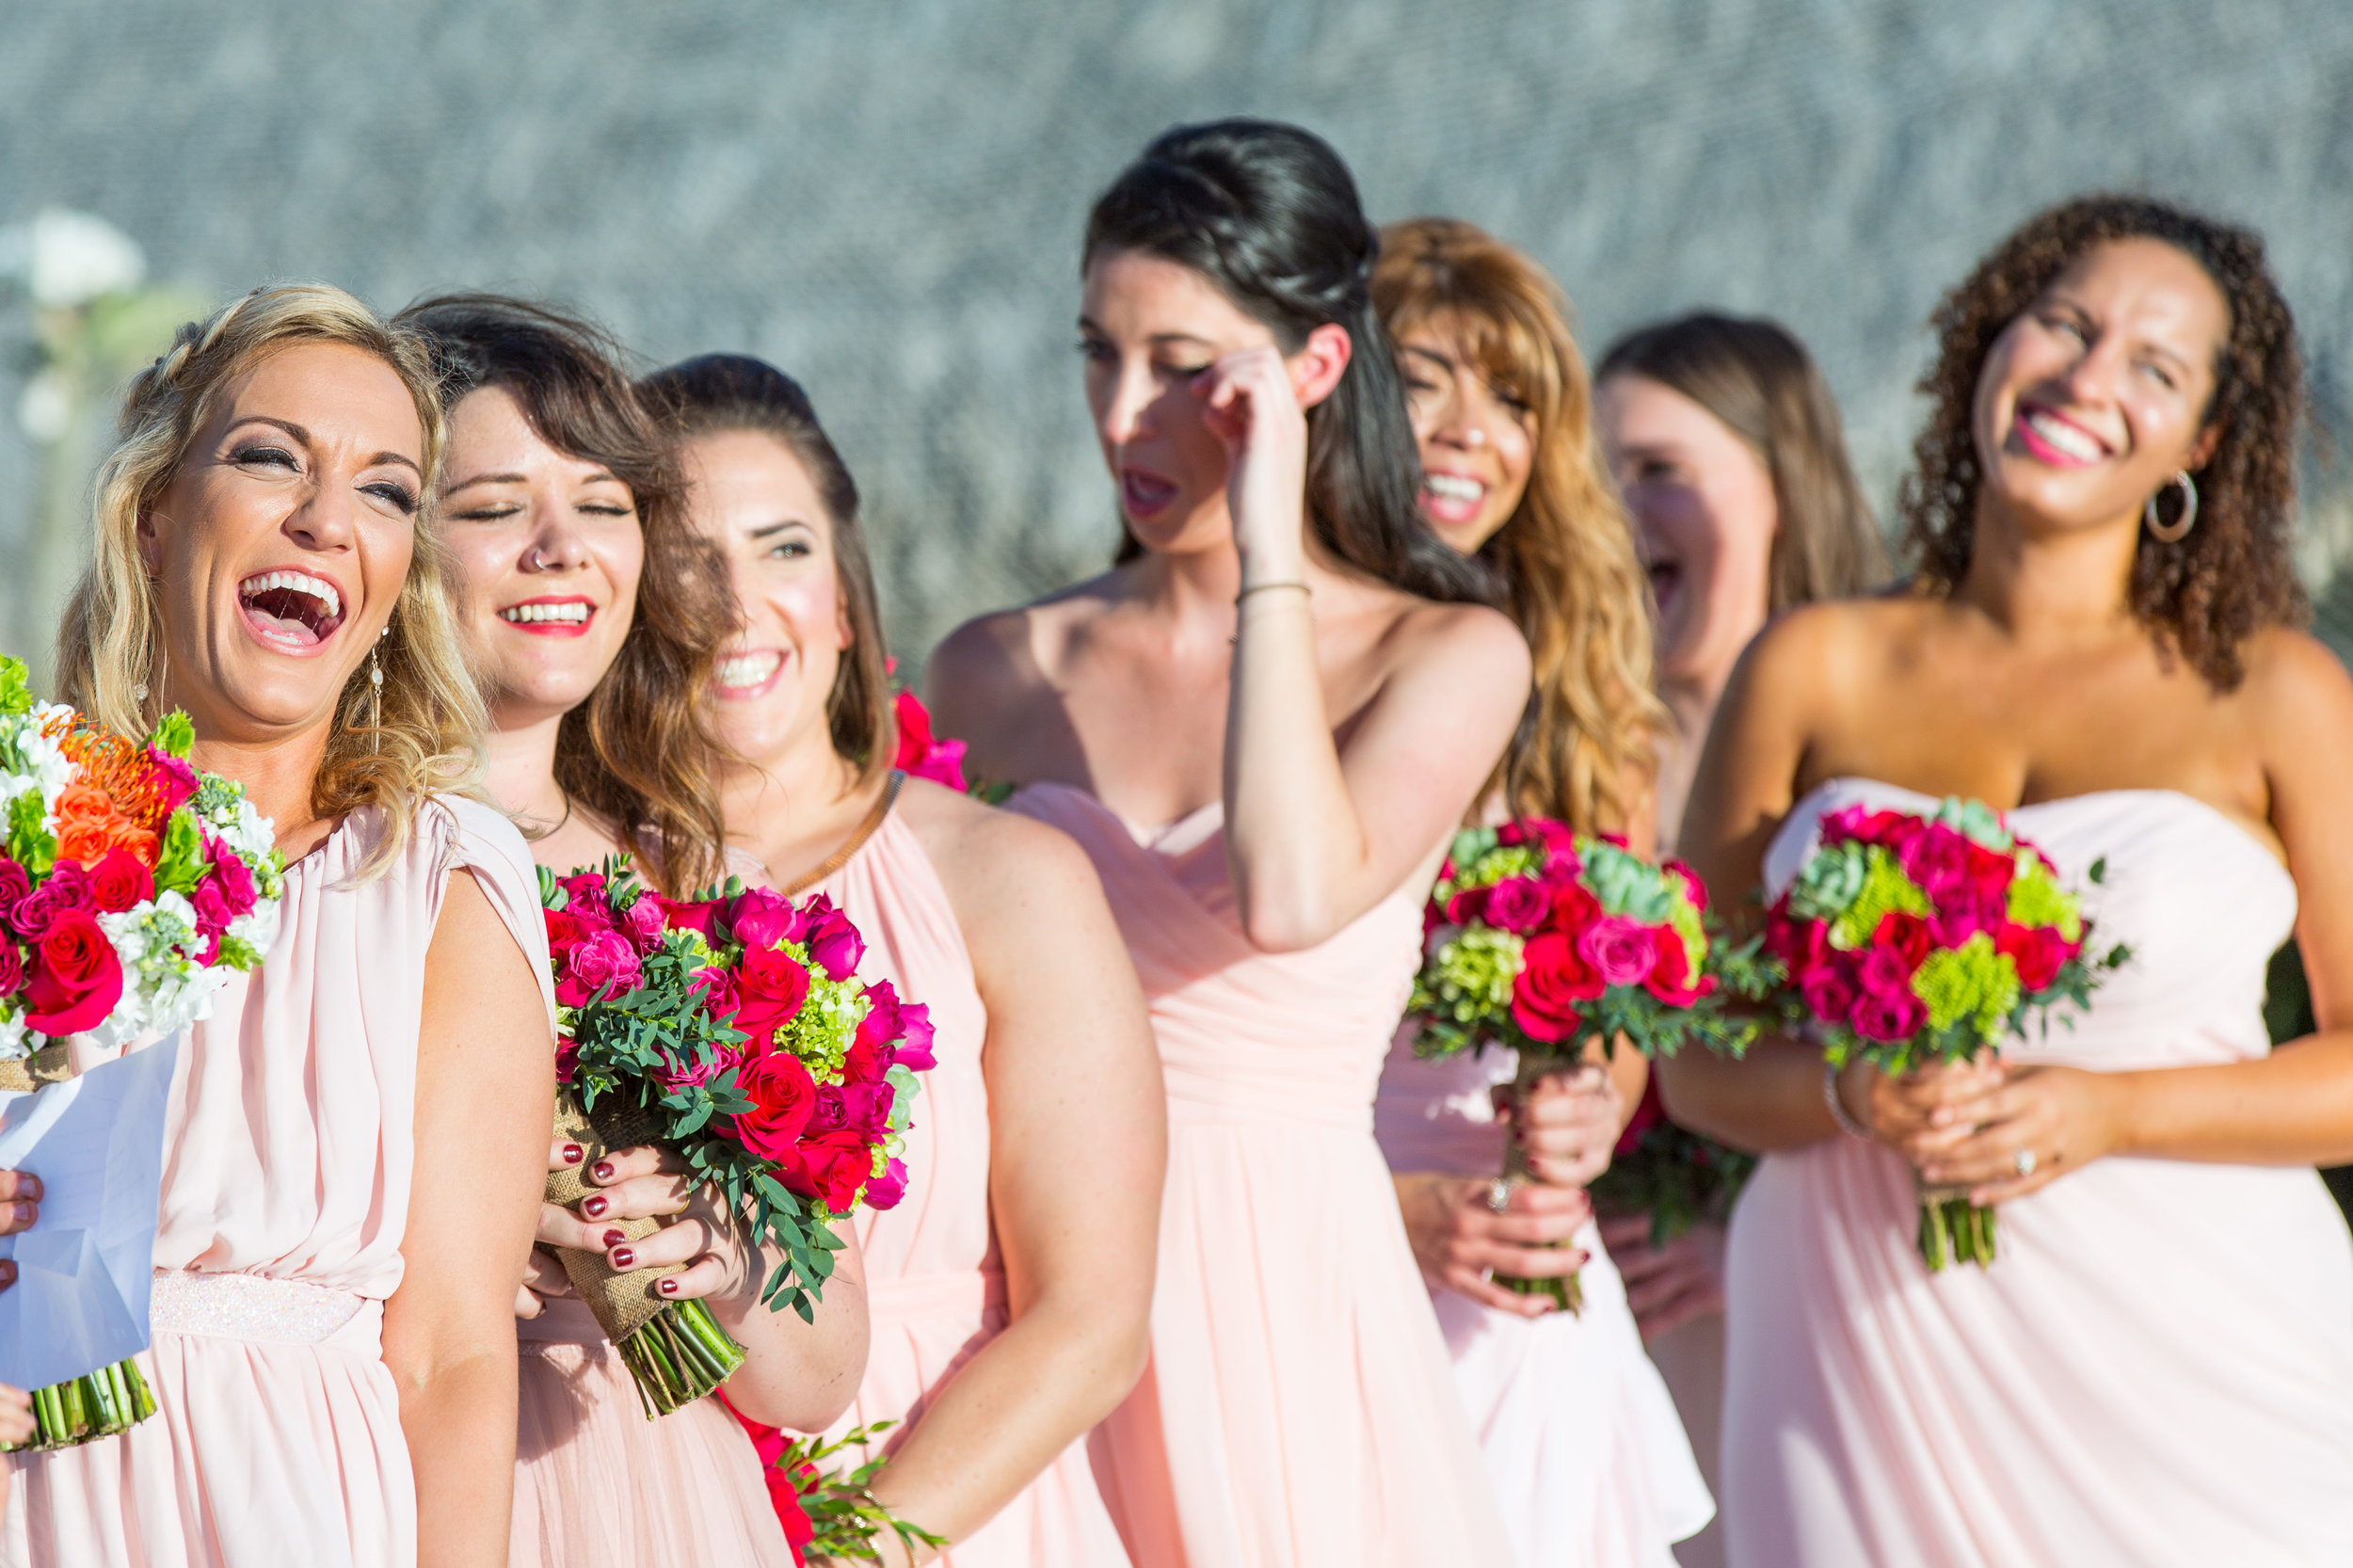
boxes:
[3,1358,158,1452]
[616,1299,746,1418]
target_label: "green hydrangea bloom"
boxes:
[1828,849,1930,950]
[1910,932,2021,1041]
[1789,840,1869,920]
[1585,840,1673,921]
[1447,843,1545,896]
[0,659,29,718]
[1667,894,1707,975]
[2005,859,2083,941]
[781,965,867,1081]
[1423,927,1524,1021]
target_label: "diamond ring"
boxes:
[2014,1147,2038,1177]
[1486,1178,1513,1213]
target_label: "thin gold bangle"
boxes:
[1234,581,1311,605]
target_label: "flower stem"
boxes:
[2,1358,157,1452]
[617,1299,747,1417]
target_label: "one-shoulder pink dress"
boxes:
[787,805,1129,1564]
[1013,783,1511,1568]
[1727,779,2353,1566]
[2,797,554,1568]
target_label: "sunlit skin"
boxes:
[431,399,867,1432]
[141,340,552,1567]
[684,429,1164,1564]
[1660,237,2353,1211]
[1395,316,1535,554]
[441,385,646,868]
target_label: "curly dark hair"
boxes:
[1898,194,2306,689]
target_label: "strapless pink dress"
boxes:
[1376,1036,1714,1566]
[2,797,554,1568]
[1014,783,1511,1568]
[1727,779,2353,1566]
[787,807,1129,1564]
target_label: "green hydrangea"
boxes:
[2005,859,2083,940]
[0,659,29,719]
[780,965,867,1082]
[1420,927,1524,1021]
[1828,849,1930,950]
[1667,894,1707,976]
[1445,843,1545,897]
[1911,932,2021,1041]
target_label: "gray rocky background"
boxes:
[4,0,2349,668]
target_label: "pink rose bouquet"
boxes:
[1411,822,1768,1311]
[1766,796,2126,1269]
[541,858,933,1415]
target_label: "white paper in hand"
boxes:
[0,1034,179,1390]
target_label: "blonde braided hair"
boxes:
[55,283,488,877]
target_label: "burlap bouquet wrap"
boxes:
[542,1088,746,1415]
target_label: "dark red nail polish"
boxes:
[582,1196,608,1218]
[658,1277,679,1296]
[591,1160,615,1182]
[602,1228,626,1249]
[610,1247,635,1270]
[563,1144,584,1165]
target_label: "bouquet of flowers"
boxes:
[1410,822,1769,1311]
[735,1413,947,1566]
[1765,796,2126,1270]
[0,658,284,1449]
[1591,1080,1757,1247]
[540,860,933,1416]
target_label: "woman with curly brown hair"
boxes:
[397,296,870,1568]
[1366,217,1712,1568]
[1657,197,2353,1563]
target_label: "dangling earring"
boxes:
[2144,470,2199,543]
[369,625,387,749]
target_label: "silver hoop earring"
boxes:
[2144,471,2199,544]
[529,548,548,570]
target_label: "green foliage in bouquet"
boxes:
[774,1420,949,1563]
[1591,1119,1759,1248]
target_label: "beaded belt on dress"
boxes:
[149,1270,371,1343]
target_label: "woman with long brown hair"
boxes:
[397,295,870,1568]
[1590,311,1885,1568]
[1368,216,1711,1567]
[1657,196,2353,1563]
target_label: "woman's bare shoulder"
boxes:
[926,574,1123,728]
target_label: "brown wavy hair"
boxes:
[636,354,896,786]
[57,283,486,879]
[1372,218,1663,835]
[397,295,734,894]
[1896,195,2305,689]
[1597,312,1887,613]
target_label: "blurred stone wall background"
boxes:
[3,0,2349,675]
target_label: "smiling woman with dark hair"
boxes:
[1656,196,2353,1564]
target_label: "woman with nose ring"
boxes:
[9,284,555,1568]
[1657,197,2353,1563]
[399,296,868,1568]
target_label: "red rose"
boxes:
[1798,958,1857,1025]
[542,907,587,959]
[1441,886,1489,927]
[734,947,813,1042]
[1577,916,1659,988]
[1855,943,1915,1003]
[1642,925,1708,1005]
[653,895,720,938]
[892,688,935,760]
[204,836,258,916]
[88,848,154,914]
[841,1036,885,1085]
[1995,922,2069,992]
[23,910,124,1035]
[730,1049,817,1163]
[559,871,609,913]
[1510,931,1606,1043]
[854,979,904,1057]
[1849,986,1928,1043]
[1873,911,1935,970]
[1481,876,1551,934]
[1768,910,1830,973]
[1663,858,1708,914]
[1548,879,1602,935]
[787,1129,876,1213]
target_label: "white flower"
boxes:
[0,1012,26,1063]
[228,903,277,957]
[0,208,147,310]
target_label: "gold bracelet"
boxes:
[1234,581,1311,605]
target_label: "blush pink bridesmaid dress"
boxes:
[1013,783,1512,1568]
[2,797,554,1568]
[789,799,1130,1566]
[1727,778,2353,1567]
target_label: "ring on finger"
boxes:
[2014,1147,2037,1177]
[1485,1178,1512,1213]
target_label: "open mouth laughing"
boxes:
[712,648,785,699]
[237,568,346,652]
[497,597,596,636]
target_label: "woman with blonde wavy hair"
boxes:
[9,284,556,1568]
[1369,217,1714,1567]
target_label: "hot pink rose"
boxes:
[894,692,969,792]
[0,859,30,934]
[1996,921,2069,992]
[660,1038,741,1095]
[1855,943,1916,1003]
[558,929,642,1007]
[618,894,668,954]
[1769,912,1830,973]
[734,946,813,1042]
[653,895,720,938]
[1798,958,1857,1024]
[731,1050,818,1163]
[1577,916,1659,988]
[863,1157,908,1211]
[1441,885,1489,927]
[1481,876,1550,934]
[205,836,258,916]
[1510,931,1606,1043]
[854,979,904,1057]
[22,910,123,1034]
[1849,987,1928,1043]
[88,848,154,915]
[187,878,233,938]
[1873,910,1935,970]
[146,749,199,816]
[692,965,741,1025]
[13,864,93,938]
[1663,858,1708,915]
[726,887,803,952]
[891,1001,937,1072]
[804,903,865,983]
